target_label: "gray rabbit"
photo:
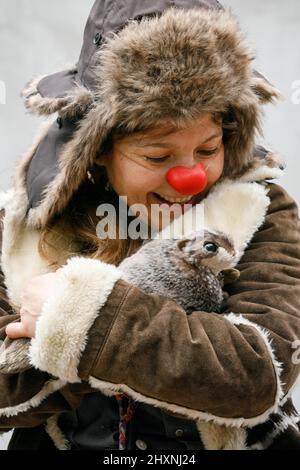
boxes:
[120,228,239,313]
[0,228,239,374]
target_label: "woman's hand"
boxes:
[5,271,61,339]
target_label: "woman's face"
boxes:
[96,113,224,228]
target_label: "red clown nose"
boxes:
[166,163,208,196]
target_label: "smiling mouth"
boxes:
[151,192,197,205]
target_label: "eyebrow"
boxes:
[137,132,223,148]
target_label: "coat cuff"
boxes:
[224,313,285,413]
[29,257,122,382]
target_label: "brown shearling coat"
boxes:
[0,172,300,450]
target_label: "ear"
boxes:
[94,152,110,167]
[221,268,240,284]
[177,238,189,251]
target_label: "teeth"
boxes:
[156,192,193,203]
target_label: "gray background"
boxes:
[0,0,299,449]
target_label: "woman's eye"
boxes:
[142,156,169,163]
[141,146,220,163]
[198,147,219,156]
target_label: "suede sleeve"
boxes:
[77,183,300,423]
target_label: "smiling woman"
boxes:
[1,0,300,453]
[95,114,225,221]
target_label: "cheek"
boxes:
[106,157,163,199]
[205,147,224,186]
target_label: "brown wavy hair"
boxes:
[38,111,238,269]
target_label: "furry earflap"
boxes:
[22,73,94,119]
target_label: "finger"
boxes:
[5,322,28,339]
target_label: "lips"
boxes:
[150,192,197,206]
[155,192,193,203]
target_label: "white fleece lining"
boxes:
[157,180,270,264]
[239,166,283,183]
[0,378,66,418]
[0,188,52,310]
[29,257,122,383]
[202,180,270,262]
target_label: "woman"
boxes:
[0,0,300,450]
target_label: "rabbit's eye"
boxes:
[204,242,219,253]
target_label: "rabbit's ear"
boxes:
[251,70,282,104]
[221,268,240,285]
[176,231,198,250]
[177,237,189,251]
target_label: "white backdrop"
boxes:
[0,0,299,449]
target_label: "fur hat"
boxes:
[15,0,281,229]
